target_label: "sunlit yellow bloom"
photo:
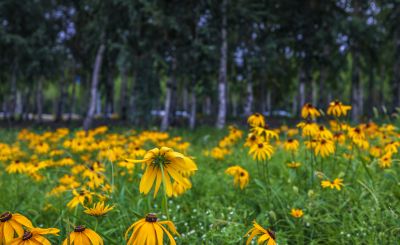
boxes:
[67,189,94,209]
[333,132,346,144]
[287,128,299,137]
[247,113,265,127]
[5,160,28,174]
[353,138,369,150]
[290,208,304,218]
[348,127,365,141]
[171,178,192,197]
[210,147,230,160]
[84,202,114,217]
[301,103,320,119]
[125,213,179,245]
[249,141,274,161]
[384,141,399,154]
[252,125,279,140]
[244,133,259,147]
[314,139,335,157]
[297,121,318,137]
[369,146,382,158]
[10,227,59,245]
[316,125,333,140]
[283,139,299,152]
[126,147,197,197]
[244,221,276,245]
[327,100,351,117]
[378,152,392,168]
[225,166,250,189]
[321,178,344,190]
[63,225,103,245]
[287,161,301,168]
[0,212,33,244]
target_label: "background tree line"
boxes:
[1,0,400,130]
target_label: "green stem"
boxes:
[160,166,170,220]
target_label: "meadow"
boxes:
[1,103,400,244]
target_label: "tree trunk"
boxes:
[120,66,128,120]
[55,76,66,122]
[189,86,196,130]
[36,78,43,122]
[216,0,228,129]
[183,87,189,113]
[104,68,114,118]
[161,57,177,131]
[312,80,317,106]
[351,52,363,121]
[204,96,212,115]
[318,66,328,106]
[392,29,400,110]
[266,90,272,115]
[68,78,77,121]
[9,65,17,120]
[83,44,106,131]
[243,66,253,116]
[299,68,306,110]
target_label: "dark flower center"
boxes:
[74,225,86,232]
[240,172,245,177]
[0,212,12,222]
[135,147,140,150]
[321,139,327,144]
[15,160,20,163]
[22,231,33,240]
[334,100,340,105]
[258,143,264,149]
[145,213,158,222]
[354,128,361,133]
[267,229,276,240]
[287,139,293,143]
[250,135,256,141]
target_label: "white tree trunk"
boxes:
[161,58,177,131]
[36,78,43,122]
[120,66,128,120]
[83,44,105,131]
[216,0,228,129]
[243,78,253,116]
[189,89,196,129]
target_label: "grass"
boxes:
[0,125,400,244]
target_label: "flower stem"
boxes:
[160,165,170,220]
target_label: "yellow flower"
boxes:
[316,125,333,140]
[327,100,351,117]
[252,125,279,140]
[5,160,28,174]
[348,127,365,141]
[125,213,179,245]
[249,141,274,161]
[247,113,265,127]
[0,212,33,244]
[301,103,320,119]
[67,189,94,209]
[378,152,392,168]
[171,178,192,197]
[333,132,346,144]
[297,121,318,137]
[369,146,382,158]
[10,227,59,245]
[321,178,344,191]
[287,161,301,168]
[244,221,276,245]
[225,166,250,189]
[283,139,299,152]
[314,139,335,158]
[290,208,304,218]
[384,141,399,154]
[84,202,114,217]
[244,133,259,147]
[63,225,103,245]
[126,147,197,197]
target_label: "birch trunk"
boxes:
[392,29,400,110]
[189,88,196,130]
[161,58,177,131]
[216,0,228,129]
[68,78,77,121]
[243,68,253,116]
[36,78,43,122]
[351,52,363,121]
[120,66,128,120]
[83,44,105,131]
[55,77,66,122]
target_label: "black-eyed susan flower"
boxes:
[84,202,114,217]
[125,213,179,245]
[247,113,265,127]
[327,100,351,117]
[321,178,344,191]
[126,147,197,197]
[290,208,304,218]
[171,178,192,197]
[67,188,94,209]
[297,121,318,137]
[348,127,365,141]
[225,166,250,189]
[384,141,399,154]
[378,152,392,168]
[314,139,335,158]
[316,125,333,140]
[0,212,33,244]
[244,133,259,147]
[244,221,276,245]
[283,139,299,152]
[252,124,279,141]
[249,141,274,161]
[63,225,103,245]
[301,103,320,119]
[10,227,59,245]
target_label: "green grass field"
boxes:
[0,125,399,244]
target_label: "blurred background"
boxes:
[0,0,399,129]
